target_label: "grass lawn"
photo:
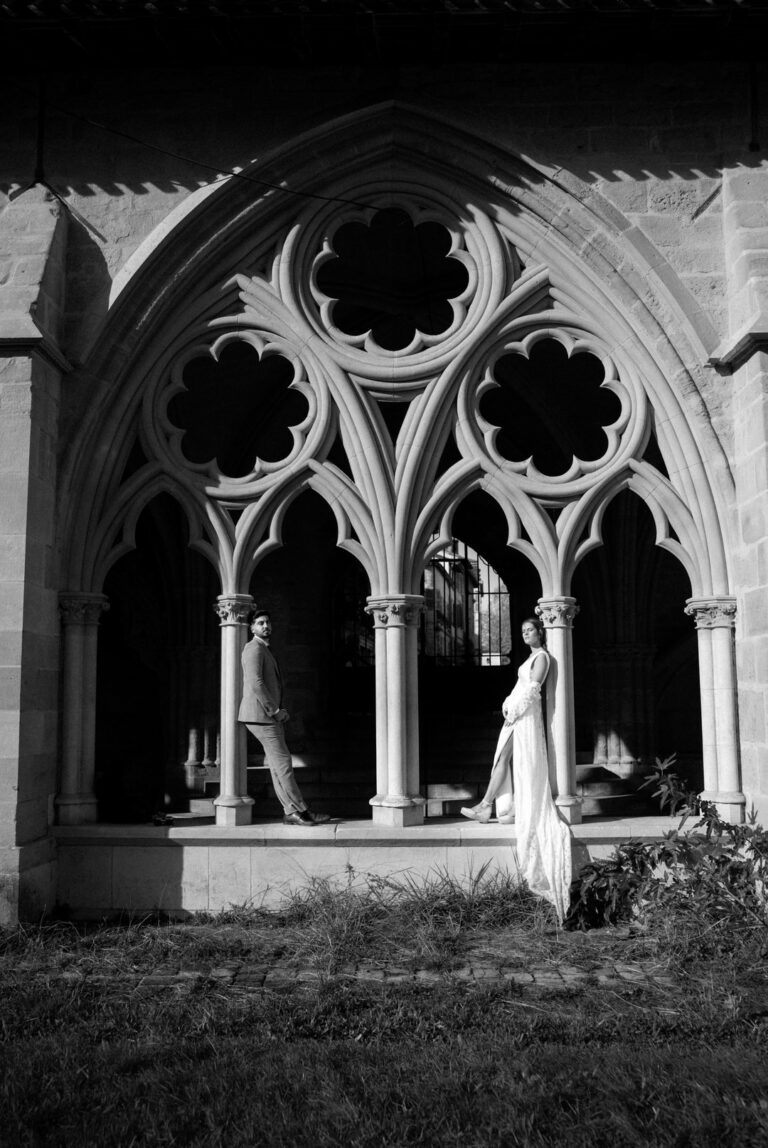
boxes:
[2,871,767,1147]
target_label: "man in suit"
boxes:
[238,608,331,825]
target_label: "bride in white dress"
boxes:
[461,617,572,922]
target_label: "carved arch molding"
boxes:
[90,185,716,603]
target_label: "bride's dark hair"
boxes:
[522,615,547,648]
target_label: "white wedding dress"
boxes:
[493,649,572,923]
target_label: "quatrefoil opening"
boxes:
[167,341,307,477]
[316,208,469,351]
[480,339,622,477]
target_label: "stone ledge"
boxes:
[53,815,681,849]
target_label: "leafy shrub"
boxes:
[565,755,768,932]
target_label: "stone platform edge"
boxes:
[53,816,680,849]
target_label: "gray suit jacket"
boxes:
[238,637,283,723]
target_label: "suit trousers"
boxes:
[244,722,306,815]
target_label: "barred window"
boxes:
[421,538,511,667]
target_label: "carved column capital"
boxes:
[536,597,580,628]
[684,597,737,629]
[214,594,253,626]
[59,592,110,626]
[365,595,425,629]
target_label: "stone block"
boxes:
[686,214,726,251]
[0,799,20,847]
[730,251,768,292]
[57,845,113,911]
[0,861,20,926]
[0,669,21,711]
[682,273,727,315]
[741,403,768,457]
[180,846,210,911]
[0,494,32,538]
[250,844,348,908]
[724,170,768,206]
[441,846,518,884]
[677,246,725,276]
[599,179,648,216]
[758,539,768,587]
[0,712,20,757]
[0,630,23,664]
[209,845,253,909]
[735,453,768,504]
[646,182,701,217]
[725,200,768,232]
[112,846,186,914]
[739,689,766,744]
[15,794,51,843]
[18,854,56,920]
[339,843,451,889]
[741,501,767,545]
[743,587,768,636]
[737,641,756,684]
[11,255,48,288]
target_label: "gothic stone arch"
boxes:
[57,104,742,830]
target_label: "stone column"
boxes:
[365,595,426,827]
[56,593,110,825]
[685,598,745,823]
[214,595,254,826]
[536,597,581,824]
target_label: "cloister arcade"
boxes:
[55,107,742,844]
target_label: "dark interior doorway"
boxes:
[96,494,220,822]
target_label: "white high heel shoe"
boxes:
[460,803,492,824]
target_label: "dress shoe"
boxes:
[460,804,492,824]
[283,809,331,826]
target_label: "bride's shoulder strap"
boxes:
[531,648,550,674]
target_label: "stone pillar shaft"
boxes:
[685,598,744,823]
[214,595,254,826]
[694,624,719,795]
[536,597,581,824]
[57,593,110,825]
[366,595,426,827]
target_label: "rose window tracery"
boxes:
[315,207,469,351]
[167,341,307,477]
[479,338,622,477]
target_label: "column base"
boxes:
[700,791,746,825]
[555,795,583,825]
[214,797,254,827]
[55,795,99,825]
[370,795,426,827]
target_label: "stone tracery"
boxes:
[56,110,743,828]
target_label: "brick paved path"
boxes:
[50,954,675,993]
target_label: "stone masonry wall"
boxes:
[723,166,768,823]
[0,189,67,922]
[2,60,750,455]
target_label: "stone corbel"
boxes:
[709,312,768,374]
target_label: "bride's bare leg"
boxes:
[461,731,513,823]
[480,754,511,806]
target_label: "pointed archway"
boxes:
[56,102,741,829]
